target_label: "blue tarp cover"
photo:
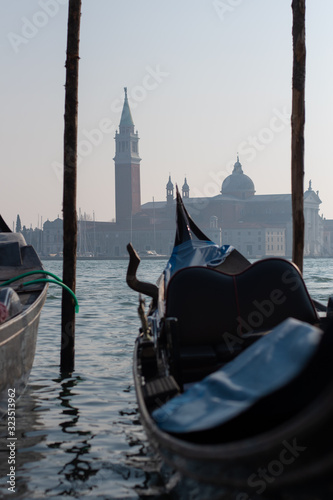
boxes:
[164,240,233,284]
[152,318,321,433]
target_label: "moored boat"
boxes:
[127,191,333,496]
[0,216,48,417]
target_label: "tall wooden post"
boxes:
[291,0,306,273]
[61,0,82,372]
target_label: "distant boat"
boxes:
[126,190,333,495]
[0,216,48,417]
[138,250,167,259]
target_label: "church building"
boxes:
[42,89,332,259]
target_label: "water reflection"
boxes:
[0,387,45,498]
[47,374,98,492]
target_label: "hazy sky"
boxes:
[1,1,333,229]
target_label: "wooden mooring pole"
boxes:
[291,0,306,274]
[61,0,82,372]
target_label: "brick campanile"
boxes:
[114,87,141,224]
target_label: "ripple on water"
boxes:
[1,259,333,499]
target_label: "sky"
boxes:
[1,1,333,230]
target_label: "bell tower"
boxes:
[182,177,190,198]
[166,175,174,204]
[114,88,141,224]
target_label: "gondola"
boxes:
[126,190,333,497]
[0,216,48,417]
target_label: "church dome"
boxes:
[221,156,255,199]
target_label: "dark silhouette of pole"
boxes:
[61,0,82,372]
[291,0,306,273]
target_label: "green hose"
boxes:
[0,270,79,313]
[0,270,62,286]
[23,279,79,313]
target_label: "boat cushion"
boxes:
[152,318,322,433]
[165,258,318,345]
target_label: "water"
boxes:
[1,259,333,499]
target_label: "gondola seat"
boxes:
[165,258,318,385]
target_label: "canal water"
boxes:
[0,258,333,499]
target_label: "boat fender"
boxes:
[0,287,22,323]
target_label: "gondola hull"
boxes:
[128,192,333,496]
[0,224,48,417]
[0,285,47,416]
[134,336,333,494]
